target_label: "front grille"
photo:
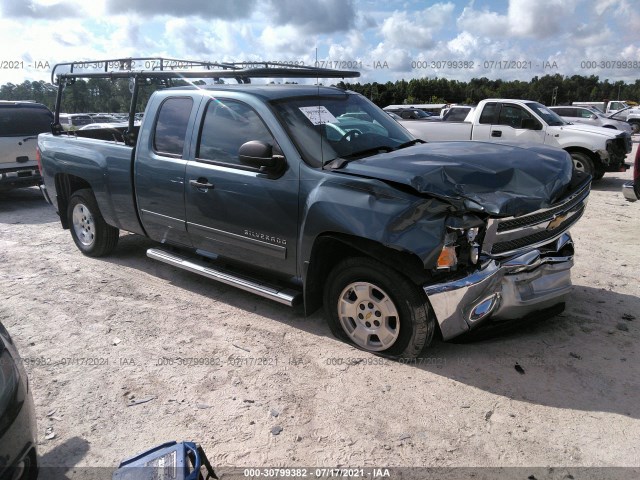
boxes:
[483,177,590,258]
[497,182,589,232]
[608,133,632,159]
[491,204,585,254]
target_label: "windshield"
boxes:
[525,102,567,126]
[270,93,414,167]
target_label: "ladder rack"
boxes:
[50,57,360,145]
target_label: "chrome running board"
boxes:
[147,248,301,306]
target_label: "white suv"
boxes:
[0,101,53,192]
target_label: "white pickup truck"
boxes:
[399,99,632,180]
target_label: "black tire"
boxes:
[323,257,434,358]
[593,169,605,181]
[629,121,640,134]
[570,151,596,178]
[67,188,119,257]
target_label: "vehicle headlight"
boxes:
[436,226,482,270]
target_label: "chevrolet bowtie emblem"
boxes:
[547,213,568,231]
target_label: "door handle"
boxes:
[189,178,215,190]
[491,130,502,137]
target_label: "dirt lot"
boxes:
[1,144,639,479]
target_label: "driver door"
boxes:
[490,103,546,144]
[184,98,299,276]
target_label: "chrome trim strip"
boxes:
[147,248,300,306]
[187,222,287,260]
[140,209,187,231]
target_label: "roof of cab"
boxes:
[163,84,352,101]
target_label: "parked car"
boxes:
[622,144,639,202]
[609,107,640,134]
[0,321,38,480]
[549,106,632,133]
[399,99,632,180]
[58,113,93,131]
[39,58,591,357]
[383,107,433,120]
[1,100,53,192]
[572,100,630,115]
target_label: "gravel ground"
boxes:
[0,144,638,479]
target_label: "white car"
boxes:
[549,106,632,134]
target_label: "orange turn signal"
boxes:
[437,245,458,269]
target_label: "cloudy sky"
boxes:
[1,0,639,85]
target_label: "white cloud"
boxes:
[381,3,455,49]
[458,0,580,39]
[258,26,312,57]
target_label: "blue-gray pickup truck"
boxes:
[37,59,590,357]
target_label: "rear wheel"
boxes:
[67,189,119,257]
[570,152,596,178]
[323,257,434,358]
[629,121,640,134]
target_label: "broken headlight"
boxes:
[436,224,483,271]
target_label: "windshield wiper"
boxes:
[395,139,426,150]
[325,145,394,169]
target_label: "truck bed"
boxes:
[38,133,144,235]
[400,120,473,141]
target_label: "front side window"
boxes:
[197,99,275,165]
[497,104,534,129]
[153,97,193,157]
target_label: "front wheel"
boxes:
[323,257,435,358]
[67,189,119,257]
[629,121,640,134]
[570,152,596,178]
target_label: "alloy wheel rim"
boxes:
[72,203,95,246]
[337,281,400,351]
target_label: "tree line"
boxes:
[1,74,639,112]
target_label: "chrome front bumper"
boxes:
[424,233,574,340]
[622,181,638,202]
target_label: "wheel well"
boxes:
[602,125,616,129]
[303,233,430,315]
[564,147,601,168]
[54,174,92,229]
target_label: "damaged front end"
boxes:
[424,176,590,340]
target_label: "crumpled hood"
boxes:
[338,141,575,217]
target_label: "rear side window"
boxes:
[478,103,497,124]
[0,105,53,136]
[153,97,193,157]
[444,108,471,121]
[197,99,275,166]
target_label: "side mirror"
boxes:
[521,118,542,130]
[238,141,285,173]
[590,114,598,120]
